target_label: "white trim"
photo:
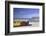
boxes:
[10,4,42,32]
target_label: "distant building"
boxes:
[29,17,39,22]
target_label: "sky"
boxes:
[13,8,39,19]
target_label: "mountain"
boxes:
[14,17,39,22]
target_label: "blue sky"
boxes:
[13,8,39,19]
